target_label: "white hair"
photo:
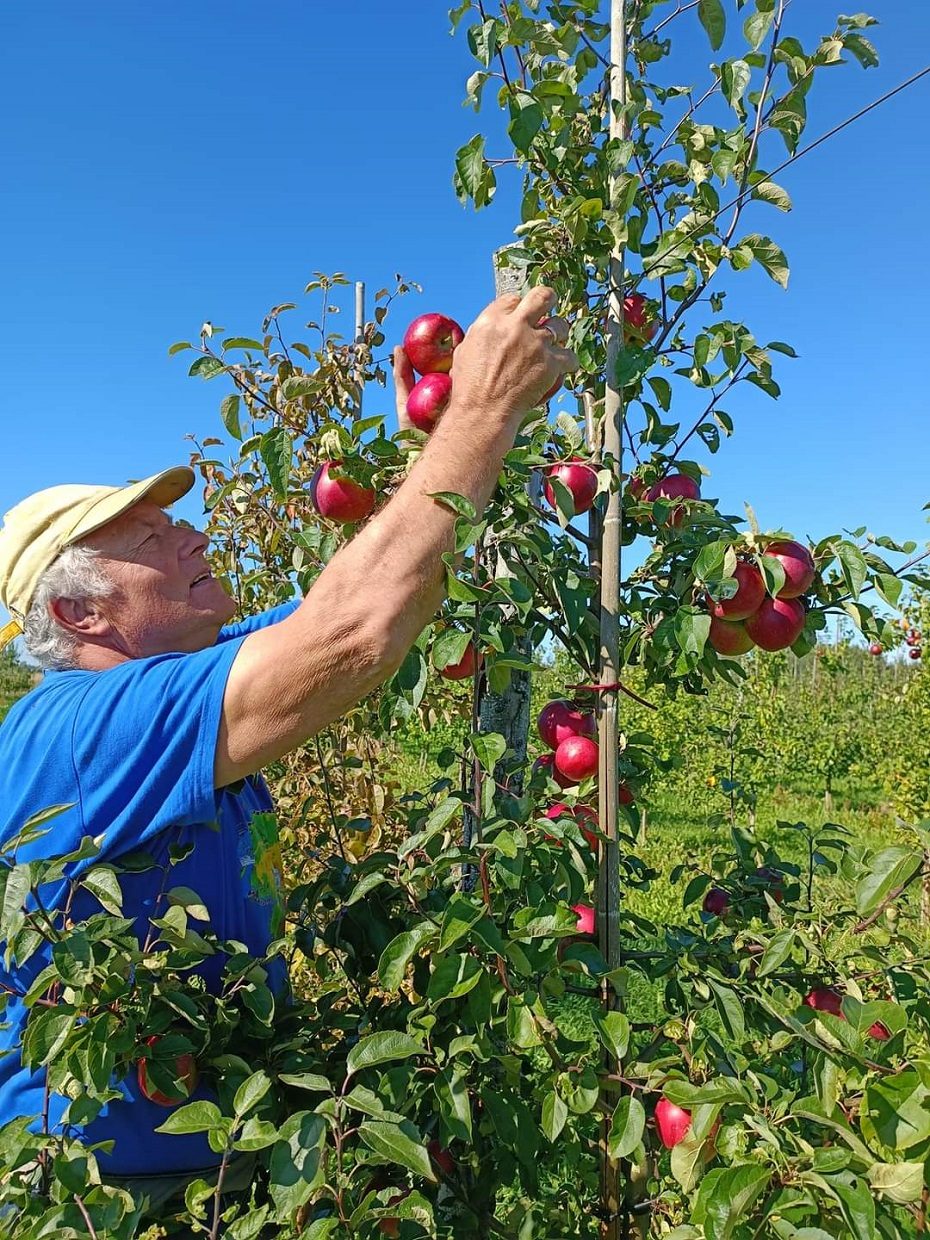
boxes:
[23,545,116,671]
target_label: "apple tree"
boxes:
[5,3,930,1238]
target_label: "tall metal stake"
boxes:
[354,281,365,417]
[598,1,628,1236]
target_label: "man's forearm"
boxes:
[295,401,519,661]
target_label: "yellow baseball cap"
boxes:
[0,467,196,652]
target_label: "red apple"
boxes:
[439,641,479,681]
[753,866,785,904]
[708,616,756,656]
[910,648,922,660]
[623,293,657,343]
[646,474,701,528]
[554,735,599,783]
[744,597,806,652]
[309,461,375,524]
[804,987,844,1018]
[402,314,464,375]
[709,561,766,622]
[545,803,599,850]
[869,642,883,655]
[538,700,596,750]
[544,459,599,516]
[868,1021,891,1041]
[573,903,596,935]
[378,1189,411,1238]
[762,540,816,599]
[619,782,634,806]
[703,887,731,917]
[655,1098,692,1149]
[138,1037,199,1107]
[406,372,452,432]
[428,1140,455,1177]
[532,752,573,790]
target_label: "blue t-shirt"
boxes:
[0,601,300,1176]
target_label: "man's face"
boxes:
[76,500,236,658]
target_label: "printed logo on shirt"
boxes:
[240,811,285,937]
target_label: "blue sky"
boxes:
[1,2,928,624]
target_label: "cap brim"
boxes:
[64,467,197,546]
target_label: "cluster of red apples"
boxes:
[307,313,466,524]
[532,698,636,937]
[707,540,815,656]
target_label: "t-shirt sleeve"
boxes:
[69,639,249,861]
[216,600,301,643]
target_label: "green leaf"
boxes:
[220,394,242,441]
[854,846,921,917]
[744,8,774,50]
[757,928,795,978]
[168,341,192,355]
[698,0,726,50]
[867,1160,924,1204]
[234,1070,272,1118]
[378,923,436,992]
[155,1101,223,1135]
[693,540,730,583]
[427,490,477,521]
[843,32,879,68]
[439,895,485,950]
[259,427,292,500]
[21,1007,77,1067]
[823,1171,875,1240]
[751,181,792,212]
[188,355,225,380]
[432,628,472,672]
[167,886,210,922]
[269,1112,326,1216]
[358,1120,435,1181]
[80,866,123,915]
[234,1117,280,1152]
[693,1165,771,1235]
[471,731,507,771]
[454,134,496,208]
[873,571,902,608]
[346,1031,425,1077]
[277,1072,333,1093]
[708,979,744,1041]
[834,540,868,599]
[675,610,711,658]
[862,1071,930,1151]
[542,1091,568,1143]
[741,234,790,289]
[607,1095,645,1160]
[222,337,264,352]
[595,1011,630,1062]
[720,59,751,111]
[508,93,544,153]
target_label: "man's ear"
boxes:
[48,596,112,639]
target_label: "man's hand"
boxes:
[393,286,576,434]
[449,286,576,426]
[393,346,417,433]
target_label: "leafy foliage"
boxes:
[5,3,930,1238]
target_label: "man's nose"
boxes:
[179,526,210,558]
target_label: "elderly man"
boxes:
[0,289,573,1207]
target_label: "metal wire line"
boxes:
[638,63,930,282]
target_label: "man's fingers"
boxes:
[549,345,579,374]
[512,284,557,325]
[537,315,569,346]
[393,346,416,428]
